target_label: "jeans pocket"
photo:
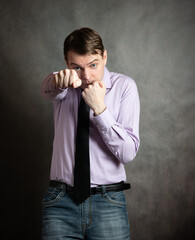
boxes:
[42,186,64,207]
[103,191,127,208]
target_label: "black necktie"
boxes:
[74,95,90,203]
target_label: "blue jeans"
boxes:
[42,185,130,239]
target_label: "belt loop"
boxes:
[101,186,106,196]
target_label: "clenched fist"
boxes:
[53,69,82,89]
[82,81,106,116]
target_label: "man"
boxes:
[41,27,140,240]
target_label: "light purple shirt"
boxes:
[41,67,140,187]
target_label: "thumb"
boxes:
[73,79,82,88]
[70,69,82,88]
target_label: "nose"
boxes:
[82,69,90,81]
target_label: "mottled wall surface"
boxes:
[1,0,194,239]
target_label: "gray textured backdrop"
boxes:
[1,0,194,239]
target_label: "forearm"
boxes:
[93,108,140,164]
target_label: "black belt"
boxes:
[49,180,130,195]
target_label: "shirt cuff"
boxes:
[92,108,115,132]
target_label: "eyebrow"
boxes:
[70,59,99,67]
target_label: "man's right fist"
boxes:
[53,69,82,89]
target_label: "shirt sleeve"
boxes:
[92,79,140,164]
[41,72,68,101]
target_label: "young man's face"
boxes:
[66,50,107,89]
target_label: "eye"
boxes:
[74,67,81,71]
[91,64,97,68]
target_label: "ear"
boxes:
[103,50,107,66]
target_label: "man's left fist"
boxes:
[82,81,106,116]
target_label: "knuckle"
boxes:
[54,75,58,83]
[64,69,69,75]
[72,71,76,79]
[59,70,64,77]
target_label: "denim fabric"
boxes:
[42,186,130,240]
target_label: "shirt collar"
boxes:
[103,67,112,89]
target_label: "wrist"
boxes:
[93,104,106,116]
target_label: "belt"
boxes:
[49,180,131,195]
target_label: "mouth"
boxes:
[82,82,92,86]
[80,83,91,89]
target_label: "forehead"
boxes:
[67,50,102,66]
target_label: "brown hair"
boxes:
[64,27,104,61]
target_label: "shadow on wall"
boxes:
[1,54,52,239]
